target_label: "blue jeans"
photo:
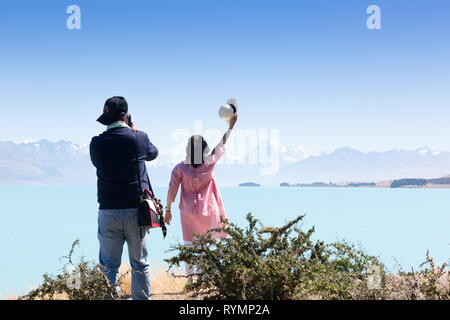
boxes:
[97,208,151,300]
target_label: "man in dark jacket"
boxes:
[90,96,158,300]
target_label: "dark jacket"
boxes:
[90,126,158,209]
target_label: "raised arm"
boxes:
[221,113,238,145]
[143,132,158,161]
[129,121,158,161]
[206,114,238,165]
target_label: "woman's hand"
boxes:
[164,207,172,225]
[228,114,238,129]
[221,114,238,145]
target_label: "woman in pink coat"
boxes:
[165,114,237,283]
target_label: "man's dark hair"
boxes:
[105,96,128,122]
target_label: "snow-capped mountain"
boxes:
[279,144,320,165]
[0,139,94,185]
[277,146,450,184]
[148,142,318,169]
[1,139,449,186]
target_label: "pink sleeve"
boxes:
[167,166,182,203]
[205,143,226,165]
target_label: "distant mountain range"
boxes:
[1,140,449,187]
[277,147,450,185]
[0,139,94,185]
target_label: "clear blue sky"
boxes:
[0,0,449,153]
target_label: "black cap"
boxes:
[97,96,128,126]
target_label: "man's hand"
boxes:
[126,114,137,130]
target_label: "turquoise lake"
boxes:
[1,186,449,299]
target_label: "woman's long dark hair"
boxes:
[186,135,209,168]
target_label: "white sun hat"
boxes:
[219,98,238,121]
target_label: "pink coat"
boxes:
[167,144,228,242]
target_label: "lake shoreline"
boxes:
[281,184,450,189]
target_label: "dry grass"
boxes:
[6,269,450,300]
[118,263,192,300]
[5,252,448,300]
[5,263,193,300]
[385,272,450,300]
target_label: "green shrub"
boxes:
[20,240,126,300]
[165,213,386,300]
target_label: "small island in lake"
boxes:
[239,182,261,187]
